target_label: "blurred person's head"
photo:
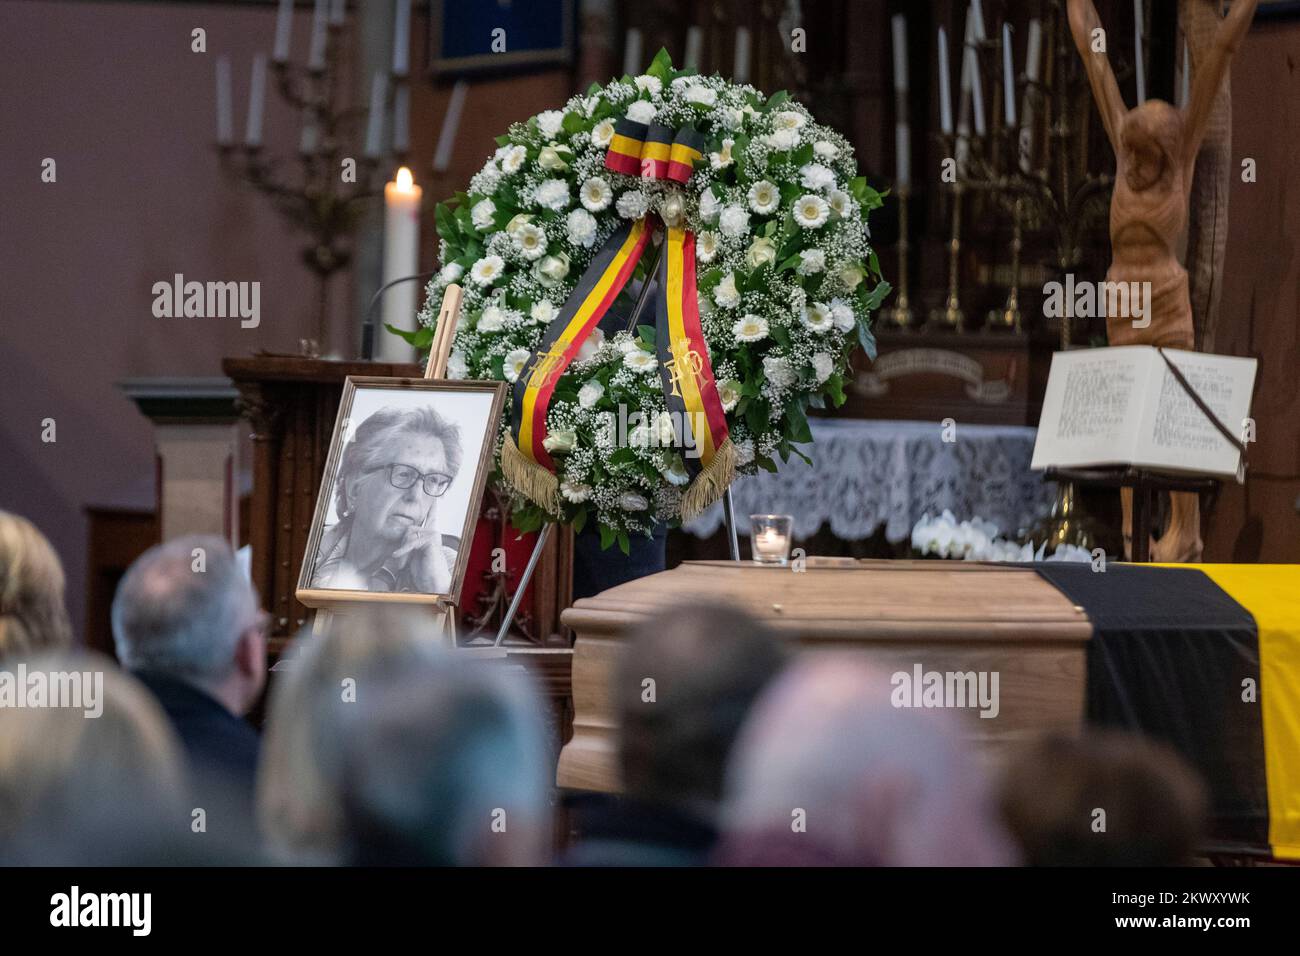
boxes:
[613,603,786,817]
[257,606,462,862]
[718,656,1017,866]
[0,511,72,657]
[111,535,266,717]
[0,651,191,863]
[336,642,551,866]
[998,731,1207,866]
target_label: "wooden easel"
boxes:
[310,284,465,644]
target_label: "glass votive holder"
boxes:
[749,514,794,566]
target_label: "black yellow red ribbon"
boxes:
[501,116,732,520]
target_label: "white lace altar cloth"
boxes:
[685,418,1055,542]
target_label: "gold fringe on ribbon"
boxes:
[679,437,737,523]
[500,434,561,514]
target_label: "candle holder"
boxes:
[886,187,915,329]
[749,514,794,566]
[986,194,1024,333]
[215,17,410,354]
[928,180,965,333]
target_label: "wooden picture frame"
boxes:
[296,375,507,610]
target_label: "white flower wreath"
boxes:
[412,50,890,552]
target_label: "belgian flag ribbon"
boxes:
[500,114,731,518]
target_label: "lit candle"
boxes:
[1020,19,1042,172]
[245,53,267,148]
[684,26,703,71]
[215,55,233,145]
[392,0,411,78]
[364,72,387,160]
[622,27,643,76]
[1133,0,1146,104]
[432,80,468,173]
[378,167,422,362]
[392,83,410,154]
[938,27,953,135]
[307,0,328,73]
[750,514,793,566]
[1002,22,1016,128]
[734,26,751,83]
[272,0,293,64]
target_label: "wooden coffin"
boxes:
[556,559,1092,792]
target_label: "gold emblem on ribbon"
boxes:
[527,345,567,389]
[665,338,704,397]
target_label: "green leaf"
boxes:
[764,90,790,111]
[572,506,588,534]
[561,111,585,135]
[434,202,457,243]
[856,316,878,360]
[646,47,674,81]
[784,399,813,444]
[617,531,631,556]
[599,524,617,551]
[636,324,657,349]
[757,455,779,473]
[384,323,433,347]
[863,279,893,313]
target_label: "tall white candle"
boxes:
[392,0,411,78]
[622,27,643,76]
[734,26,751,83]
[245,53,267,148]
[938,27,953,135]
[432,80,468,173]
[307,0,328,72]
[272,0,293,64]
[392,83,410,154]
[1133,0,1146,104]
[892,15,909,190]
[1020,19,1042,172]
[964,5,985,138]
[956,15,974,169]
[684,26,703,71]
[891,15,909,93]
[1179,37,1191,109]
[970,0,986,41]
[1002,22,1016,127]
[895,124,911,190]
[215,56,233,145]
[364,72,387,159]
[329,0,346,27]
[379,167,422,362]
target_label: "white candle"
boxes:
[432,80,468,172]
[896,123,911,190]
[364,72,387,159]
[392,83,410,154]
[964,7,986,138]
[1002,23,1016,128]
[392,0,411,78]
[1025,19,1043,84]
[329,0,346,27]
[891,15,909,93]
[734,26,751,83]
[215,56,233,145]
[307,0,328,72]
[1133,0,1146,105]
[1020,19,1042,172]
[622,27,643,76]
[272,0,293,64]
[379,167,422,362]
[957,15,974,169]
[1179,37,1190,108]
[938,26,953,135]
[245,53,267,148]
[970,0,986,42]
[684,26,703,71]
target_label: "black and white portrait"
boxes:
[298,378,506,607]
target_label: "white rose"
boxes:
[505,213,534,238]
[713,272,741,309]
[811,352,835,384]
[533,253,571,287]
[471,199,496,230]
[536,109,565,139]
[839,264,865,290]
[578,380,605,408]
[537,145,570,170]
[626,99,657,124]
[719,204,751,238]
[658,190,686,228]
[764,128,800,151]
[698,187,721,223]
[772,110,806,130]
[746,238,777,270]
[566,208,598,247]
[828,189,851,218]
[580,177,613,212]
[503,347,532,383]
[661,457,691,486]
[477,305,506,332]
[543,429,578,454]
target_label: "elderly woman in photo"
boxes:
[312,405,462,594]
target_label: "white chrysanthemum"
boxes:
[470,255,505,286]
[696,231,720,262]
[616,190,649,219]
[626,99,657,124]
[566,208,598,247]
[764,128,800,151]
[619,492,649,511]
[719,204,750,238]
[698,187,721,223]
[530,299,558,325]
[717,379,741,411]
[477,304,508,332]
[591,119,615,148]
[446,350,468,380]
[800,301,835,333]
[560,479,592,503]
[793,194,831,229]
[578,379,605,408]
[471,198,496,230]
[732,313,769,342]
[762,355,796,389]
[684,84,717,106]
[633,74,662,95]
[513,223,547,260]
[575,326,605,362]
[536,109,565,139]
[580,177,613,212]
[830,297,856,332]
[747,180,780,215]
[797,248,826,275]
[503,348,531,383]
[773,110,806,131]
[828,189,851,218]
[500,145,527,173]
[535,179,571,211]
[799,163,836,191]
[710,138,735,170]
[811,352,835,383]
[814,140,840,160]
[623,349,658,373]
[714,273,741,309]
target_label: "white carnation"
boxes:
[530,299,558,325]
[566,208,598,247]
[684,84,717,106]
[633,74,663,95]
[616,190,649,219]
[797,248,826,275]
[626,99,657,124]
[719,204,751,238]
[500,145,527,173]
[578,380,605,408]
[799,163,836,191]
[713,272,741,309]
[471,199,496,230]
[535,178,571,211]
[536,109,565,139]
[811,352,835,383]
[830,297,856,332]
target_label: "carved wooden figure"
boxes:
[1067,0,1258,562]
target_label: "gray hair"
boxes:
[111,536,258,682]
[335,405,464,518]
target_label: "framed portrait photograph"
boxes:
[297,376,507,609]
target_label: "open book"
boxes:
[1031,346,1257,478]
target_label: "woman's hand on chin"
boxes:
[392,517,452,593]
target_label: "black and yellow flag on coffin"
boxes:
[1037,563,1300,860]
